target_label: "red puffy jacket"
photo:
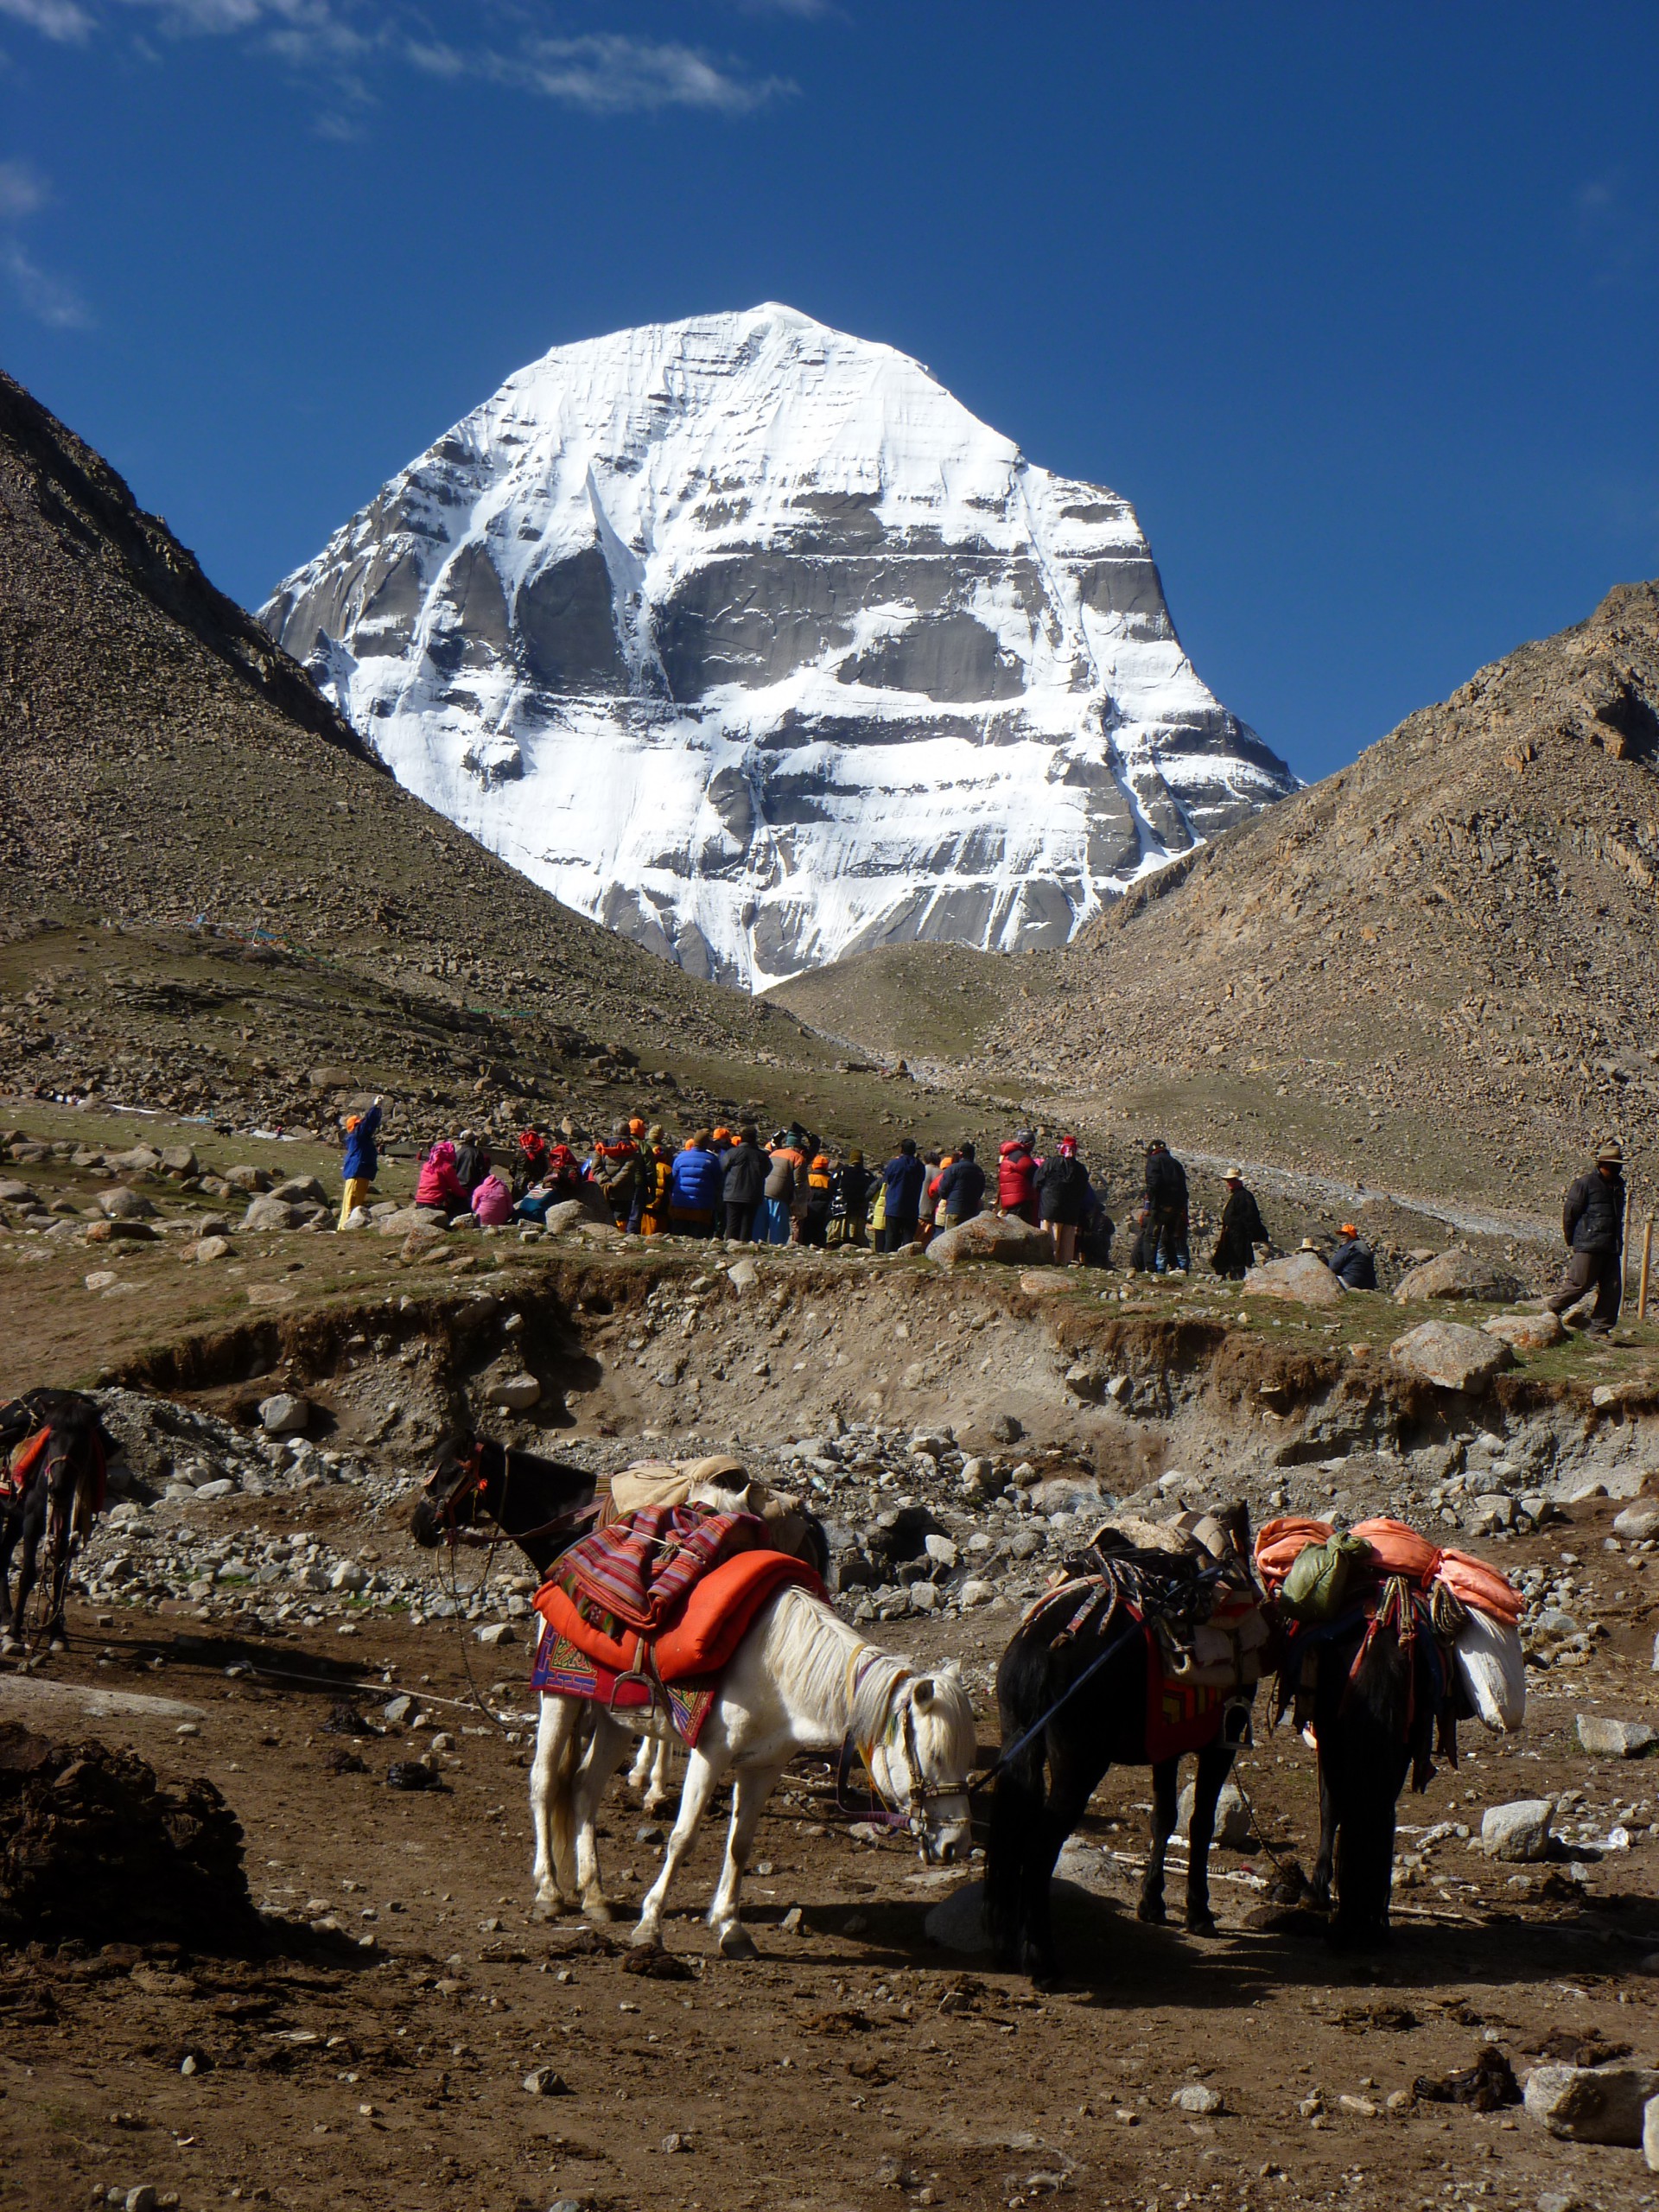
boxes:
[998,1141,1037,1211]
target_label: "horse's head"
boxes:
[874,1664,977,1866]
[410,1434,505,1549]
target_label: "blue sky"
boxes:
[1,0,1655,784]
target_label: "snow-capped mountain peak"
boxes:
[263,305,1294,986]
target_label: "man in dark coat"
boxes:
[1210,1168,1268,1279]
[1035,1135,1091,1263]
[721,1124,768,1243]
[1327,1223,1378,1290]
[936,1141,987,1226]
[1145,1139,1190,1273]
[1547,1141,1628,1332]
[880,1137,927,1252]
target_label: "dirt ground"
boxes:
[0,1484,1656,2212]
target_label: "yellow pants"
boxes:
[339,1178,372,1229]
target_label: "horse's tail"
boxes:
[984,1630,1055,1967]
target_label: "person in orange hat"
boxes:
[1328,1221,1377,1290]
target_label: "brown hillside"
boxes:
[0,367,901,1139]
[969,581,1659,1207]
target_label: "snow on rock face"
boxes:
[263,304,1294,987]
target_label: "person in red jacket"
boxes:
[997,1128,1039,1224]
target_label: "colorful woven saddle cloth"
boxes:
[531,1514,823,1747]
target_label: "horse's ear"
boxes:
[912,1678,935,1711]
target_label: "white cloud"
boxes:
[0,0,92,40]
[517,34,791,115]
[0,156,48,218]
[0,238,90,325]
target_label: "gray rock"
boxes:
[1465,1493,1516,1535]
[192,1479,235,1501]
[1173,2085,1224,2116]
[475,1621,517,1646]
[1064,1360,1106,1400]
[1576,1714,1657,1758]
[485,1372,542,1412]
[194,1236,234,1262]
[523,2065,570,2096]
[124,2190,160,2212]
[923,1533,958,1568]
[1482,1312,1565,1353]
[959,1579,995,1608]
[222,1164,275,1193]
[258,1393,310,1436]
[270,1174,327,1205]
[1394,1247,1523,1303]
[243,1196,308,1232]
[927,1214,1056,1268]
[990,1411,1024,1445]
[1612,1501,1659,1541]
[330,1561,369,1592]
[727,1258,759,1294]
[1644,2092,1659,2173]
[1176,1779,1251,1849]
[98,1186,156,1221]
[1481,1797,1556,1861]
[1389,1320,1512,1394]
[159,1146,199,1176]
[383,1694,417,1726]
[1523,2063,1659,2145]
[1244,1252,1345,1308]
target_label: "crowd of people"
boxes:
[340,1105,1634,1323]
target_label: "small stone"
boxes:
[125,2192,159,2212]
[959,1579,995,1609]
[1591,1385,1618,1410]
[923,1533,957,1568]
[1339,2094,1377,2117]
[727,1259,758,1294]
[193,1479,235,1501]
[258,1394,309,1436]
[1613,1502,1659,1541]
[84,1269,118,1291]
[1385,2088,1414,2113]
[383,1694,416,1726]
[1483,1312,1566,1353]
[178,2055,197,2076]
[486,1372,542,1412]
[522,2066,569,2096]
[194,1236,234,1262]
[1481,1798,1556,1861]
[329,1561,369,1592]
[780,1906,804,1934]
[1173,2084,1224,2115]
[660,2132,690,2153]
[474,1622,516,1647]
[907,1581,940,1613]
[1296,2094,1324,2120]
[1576,1714,1657,1758]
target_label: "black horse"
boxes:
[986,1522,1260,1984]
[0,1389,116,1654]
[1283,1583,1461,1949]
[409,1435,600,1578]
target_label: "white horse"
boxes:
[529,1583,976,1956]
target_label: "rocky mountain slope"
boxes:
[0,365,860,1135]
[965,582,1659,1206]
[263,304,1294,988]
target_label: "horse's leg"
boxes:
[626,1734,656,1799]
[644,1738,675,1815]
[48,1541,73,1651]
[1139,1756,1179,1924]
[632,1741,724,1950]
[530,1697,581,1917]
[572,1715,634,1923]
[706,1755,787,1961]
[1013,1730,1107,1984]
[1183,1744,1233,1936]
[9,1504,41,1656]
[0,1513,18,1649]
[1309,1752,1337,1913]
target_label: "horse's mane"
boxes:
[764,1586,975,1770]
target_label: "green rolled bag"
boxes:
[1278,1532,1376,1622]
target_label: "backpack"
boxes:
[1280,1534,1373,1623]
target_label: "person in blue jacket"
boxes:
[880,1136,927,1252]
[668,1129,725,1236]
[338,1096,383,1230]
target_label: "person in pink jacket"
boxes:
[415,1139,464,1215]
[470,1169,514,1226]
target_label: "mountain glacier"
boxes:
[263,305,1294,988]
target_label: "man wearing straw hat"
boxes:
[1546,1141,1628,1335]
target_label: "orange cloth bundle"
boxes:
[1350,1517,1440,1579]
[534,1548,822,1685]
[1252,1516,1335,1593]
[1432,1551,1524,1625]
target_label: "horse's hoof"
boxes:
[1185,1910,1219,1939]
[717,1923,758,1961]
[1,1639,21,1659]
[48,1637,66,1655]
[629,1923,662,1950]
[531,1897,567,1923]
[582,1898,613,1926]
[1135,1897,1167,1926]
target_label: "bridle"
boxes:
[420,1443,601,1551]
[840,1648,970,1841]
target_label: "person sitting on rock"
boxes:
[470,1167,514,1226]
[1210,1167,1268,1280]
[1328,1222,1378,1290]
[1546,1140,1627,1334]
[414,1137,464,1218]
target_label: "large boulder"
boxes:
[1523,2063,1659,2145]
[926,1214,1054,1269]
[1390,1320,1513,1394]
[1394,1247,1524,1304]
[1480,1797,1555,1861]
[1482,1311,1564,1353]
[1243,1252,1345,1308]
[270,1174,327,1205]
[97,1186,156,1221]
[242,1197,309,1232]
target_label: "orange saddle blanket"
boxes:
[532,1546,823,1686]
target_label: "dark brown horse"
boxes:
[409,1434,600,1578]
[0,1389,115,1654]
[985,1515,1262,1984]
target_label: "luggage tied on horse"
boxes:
[1020,1512,1270,1762]
[530,1503,823,1746]
[1253,1515,1526,1745]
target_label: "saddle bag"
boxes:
[1279,1532,1372,1623]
